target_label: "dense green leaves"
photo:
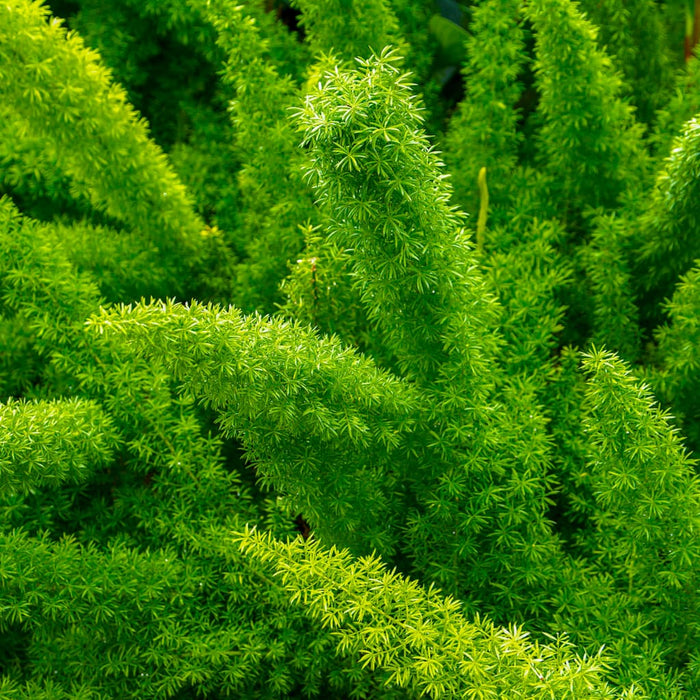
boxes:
[295,48,501,388]
[88,299,421,556]
[0,398,118,495]
[0,0,217,297]
[581,350,700,653]
[1,0,700,697]
[653,264,700,453]
[525,0,649,215]
[634,117,700,312]
[238,528,621,699]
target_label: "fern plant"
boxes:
[1,0,700,698]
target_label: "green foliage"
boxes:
[580,350,700,652]
[238,527,620,699]
[576,0,674,126]
[2,0,700,697]
[0,0,219,298]
[653,264,700,453]
[291,0,403,61]
[633,117,700,318]
[0,398,118,496]
[295,48,500,385]
[444,0,526,219]
[484,217,571,382]
[652,51,700,157]
[578,212,641,363]
[546,349,700,698]
[88,299,421,557]
[199,0,316,313]
[525,0,649,217]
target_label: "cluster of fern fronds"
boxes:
[1,0,700,697]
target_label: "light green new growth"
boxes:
[237,527,626,699]
[295,47,501,389]
[0,0,213,292]
[476,166,488,252]
[88,299,421,556]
